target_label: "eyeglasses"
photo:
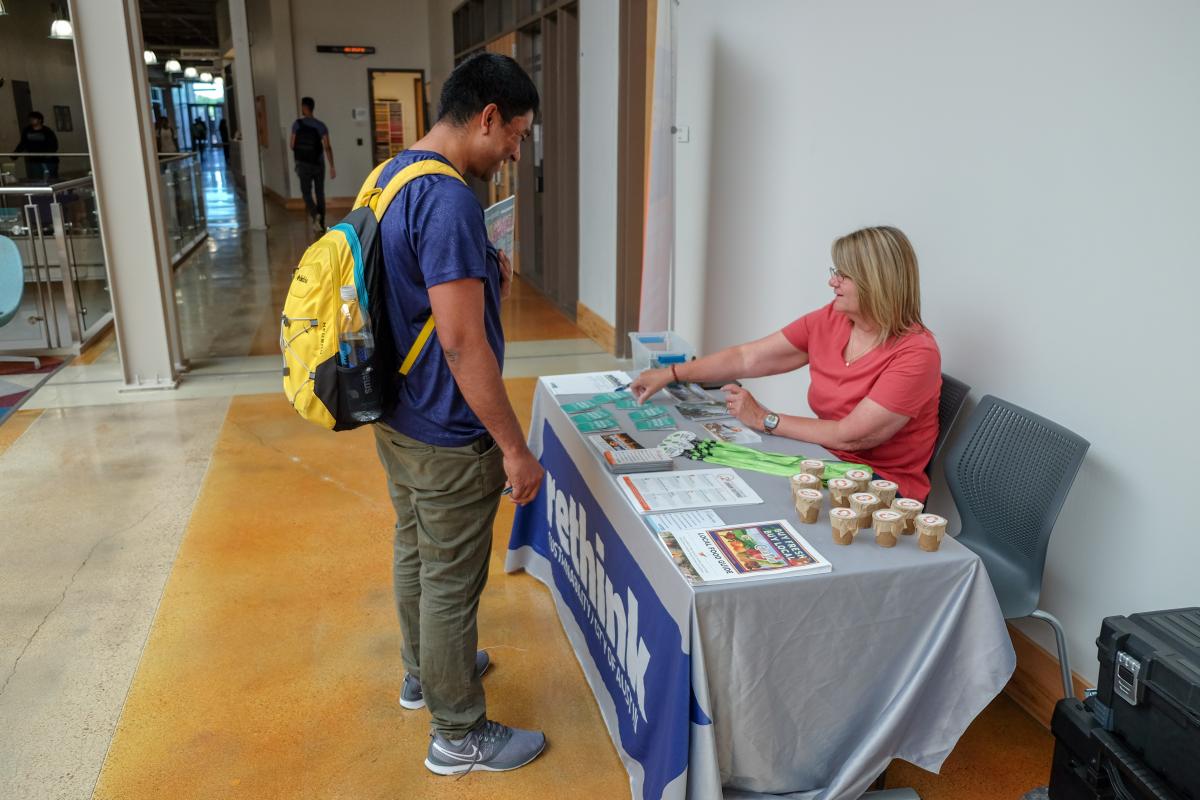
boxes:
[829,266,849,282]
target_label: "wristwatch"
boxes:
[763,412,780,435]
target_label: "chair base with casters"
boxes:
[0,354,42,370]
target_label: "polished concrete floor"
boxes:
[0,160,1053,799]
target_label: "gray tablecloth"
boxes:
[506,378,1015,800]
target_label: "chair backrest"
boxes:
[943,394,1089,619]
[927,372,971,477]
[0,235,25,328]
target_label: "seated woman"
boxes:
[631,226,941,501]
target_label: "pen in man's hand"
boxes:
[501,487,514,496]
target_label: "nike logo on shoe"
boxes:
[432,741,480,762]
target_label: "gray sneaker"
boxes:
[399,650,491,710]
[425,719,546,775]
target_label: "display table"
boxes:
[507,378,1015,800]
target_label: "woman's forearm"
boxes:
[674,344,749,384]
[771,414,887,452]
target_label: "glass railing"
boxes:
[0,176,112,352]
[159,152,208,262]
[0,153,209,358]
[0,153,94,185]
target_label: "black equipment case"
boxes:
[1096,608,1200,799]
[1050,697,1183,800]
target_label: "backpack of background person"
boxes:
[293,120,324,165]
[279,158,467,430]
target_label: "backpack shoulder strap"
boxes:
[371,159,467,221]
[352,161,390,209]
[351,158,467,377]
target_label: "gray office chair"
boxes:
[0,235,41,369]
[944,395,1089,699]
[926,372,971,477]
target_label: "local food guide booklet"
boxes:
[673,520,832,582]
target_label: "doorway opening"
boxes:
[368,70,429,165]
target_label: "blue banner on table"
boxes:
[510,422,691,800]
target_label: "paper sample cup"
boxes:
[868,479,898,506]
[872,509,904,548]
[916,514,949,552]
[790,472,823,497]
[830,507,859,545]
[844,468,873,491]
[892,498,924,533]
[849,492,881,530]
[828,478,856,508]
[793,488,823,524]
[800,459,826,479]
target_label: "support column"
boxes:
[71,0,180,389]
[229,0,268,230]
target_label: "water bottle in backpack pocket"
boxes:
[336,285,383,423]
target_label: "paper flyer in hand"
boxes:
[484,195,516,258]
[616,468,762,513]
[674,402,732,422]
[673,520,832,582]
[701,421,762,444]
[664,383,712,403]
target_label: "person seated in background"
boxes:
[632,226,942,501]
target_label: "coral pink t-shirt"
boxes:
[781,303,941,501]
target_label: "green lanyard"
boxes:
[685,441,869,481]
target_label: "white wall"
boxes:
[290,0,431,198]
[577,0,620,324]
[675,0,1199,683]
[246,0,431,201]
[0,4,91,156]
[246,0,290,197]
[426,0,459,112]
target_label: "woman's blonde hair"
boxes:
[831,226,925,342]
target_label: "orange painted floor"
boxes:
[0,409,41,456]
[92,380,630,800]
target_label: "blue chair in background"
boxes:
[0,235,42,369]
[944,395,1089,699]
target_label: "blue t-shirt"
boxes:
[376,150,504,446]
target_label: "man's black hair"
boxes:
[301,97,315,112]
[29,111,44,123]
[437,53,539,125]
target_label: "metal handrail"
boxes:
[0,152,93,158]
[0,176,95,195]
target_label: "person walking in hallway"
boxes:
[191,116,209,157]
[291,96,335,233]
[14,111,59,181]
[371,53,545,776]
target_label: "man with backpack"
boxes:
[371,53,545,775]
[291,96,335,233]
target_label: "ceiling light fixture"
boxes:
[199,71,213,83]
[165,59,182,74]
[48,3,72,39]
[144,50,158,65]
[49,18,73,39]
[184,66,199,79]
[213,76,224,88]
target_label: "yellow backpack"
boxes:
[280,158,466,430]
